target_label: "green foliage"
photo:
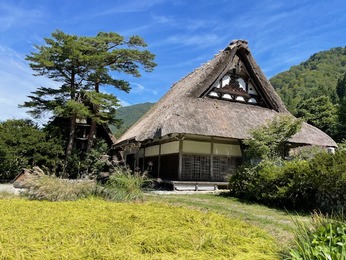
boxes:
[110,102,154,138]
[97,166,148,202]
[337,98,346,141]
[308,151,346,213]
[270,47,346,142]
[288,214,346,260]
[22,30,156,119]
[229,160,313,209]
[22,175,97,201]
[337,72,346,100]
[0,199,278,259]
[270,46,346,115]
[289,145,327,160]
[83,139,109,176]
[296,96,338,137]
[0,119,64,180]
[337,140,346,152]
[63,139,109,178]
[230,150,346,213]
[244,114,302,160]
[21,30,156,159]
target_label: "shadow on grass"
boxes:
[217,191,311,217]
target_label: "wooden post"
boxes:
[142,147,146,172]
[132,142,140,173]
[178,135,184,180]
[158,139,162,178]
[210,137,214,181]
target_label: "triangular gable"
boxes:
[185,40,287,113]
[201,49,273,109]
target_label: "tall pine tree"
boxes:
[21,30,156,167]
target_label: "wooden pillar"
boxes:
[210,137,214,181]
[134,143,140,171]
[158,140,162,178]
[238,139,245,161]
[142,147,146,172]
[178,135,184,180]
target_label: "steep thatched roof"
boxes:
[115,40,337,148]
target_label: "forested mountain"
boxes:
[270,46,346,114]
[110,102,154,138]
[270,46,346,141]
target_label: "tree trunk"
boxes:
[86,82,100,153]
[86,120,97,153]
[64,114,77,167]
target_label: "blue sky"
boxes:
[0,0,345,121]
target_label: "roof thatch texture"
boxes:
[115,40,337,147]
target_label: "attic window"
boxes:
[206,71,262,106]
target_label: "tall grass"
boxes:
[22,175,96,201]
[287,213,346,259]
[0,191,16,199]
[0,198,278,259]
[97,166,149,202]
[21,167,149,202]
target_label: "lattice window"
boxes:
[212,156,240,181]
[182,155,210,181]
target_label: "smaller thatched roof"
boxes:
[115,40,337,148]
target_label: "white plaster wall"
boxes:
[213,143,242,156]
[145,145,160,157]
[237,78,246,91]
[161,141,179,155]
[222,75,230,86]
[183,141,211,154]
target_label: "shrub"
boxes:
[229,160,314,209]
[309,150,346,212]
[230,150,346,213]
[243,114,302,160]
[0,119,64,179]
[97,166,148,202]
[22,175,97,201]
[288,213,346,260]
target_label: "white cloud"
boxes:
[92,0,167,16]
[0,2,44,32]
[118,99,131,107]
[130,82,145,93]
[185,19,216,31]
[165,33,222,49]
[0,46,58,121]
[130,82,158,96]
[151,14,175,24]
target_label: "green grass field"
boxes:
[147,192,310,250]
[0,197,278,259]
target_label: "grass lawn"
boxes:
[147,192,311,250]
[0,197,278,259]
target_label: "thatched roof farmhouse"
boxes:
[114,40,336,187]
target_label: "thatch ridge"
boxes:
[115,40,336,148]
